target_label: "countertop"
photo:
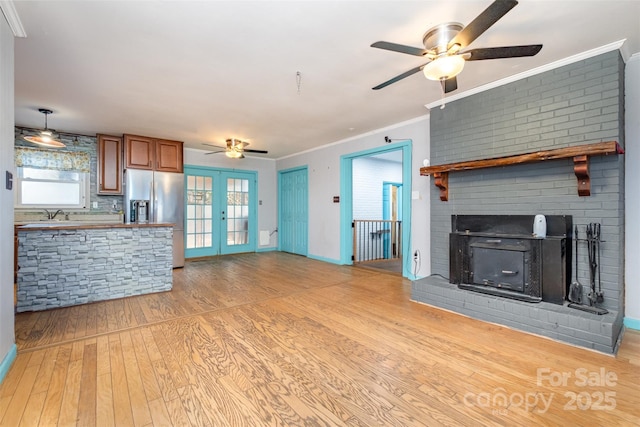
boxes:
[16,222,175,231]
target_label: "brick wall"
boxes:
[429,50,625,312]
[353,157,402,219]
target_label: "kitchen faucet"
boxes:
[43,209,65,220]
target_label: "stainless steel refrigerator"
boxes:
[124,169,185,268]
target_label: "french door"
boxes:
[184,167,256,258]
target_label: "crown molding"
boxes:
[0,1,26,38]
[425,40,627,110]
[276,114,429,161]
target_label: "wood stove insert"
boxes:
[449,215,571,304]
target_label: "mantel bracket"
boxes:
[573,155,590,196]
[433,172,449,201]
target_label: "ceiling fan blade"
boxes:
[371,41,427,57]
[463,44,542,60]
[448,0,518,50]
[243,149,268,154]
[204,150,225,155]
[203,143,225,149]
[372,63,427,90]
[442,76,458,94]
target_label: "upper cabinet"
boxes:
[124,134,154,170]
[156,139,184,173]
[97,134,123,195]
[124,134,183,173]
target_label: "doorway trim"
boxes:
[339,141,412,278]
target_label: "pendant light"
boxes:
[23,108,65,148]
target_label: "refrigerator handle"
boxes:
[151,179,157,223]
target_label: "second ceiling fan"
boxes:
[371,0,542,93]
[204,139,268,159]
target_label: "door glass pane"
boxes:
[186,175,214,249]
[225,178,249,246]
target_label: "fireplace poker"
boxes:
[568,225,583,304]
[596,223,604,303]
[587,224,598,306]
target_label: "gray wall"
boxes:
[429,51,625,312]
[0,8,16,379]
[625,54,640,323]
[277,116,431,272]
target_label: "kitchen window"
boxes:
[14,146,91,210]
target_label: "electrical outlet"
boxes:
[92,201,98,209]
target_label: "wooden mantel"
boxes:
[420,141,624,201]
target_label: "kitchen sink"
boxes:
[17,221,89,227]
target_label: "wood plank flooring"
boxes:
[2,251,640,426]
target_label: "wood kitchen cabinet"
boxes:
[124,134,154,170]
[97,134,123,194]
[124,134,183,173]
[156,139,184,172]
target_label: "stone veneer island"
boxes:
[16,222,174,312]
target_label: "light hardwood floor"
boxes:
[2,252,639,426]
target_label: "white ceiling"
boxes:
[11,1,640,159]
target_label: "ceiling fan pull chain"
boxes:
[440,79,446,110]
[296,71,302,95]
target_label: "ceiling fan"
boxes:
[204,138,268,159]
[371,0,542,93]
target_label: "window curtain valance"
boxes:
[15,146,91,173]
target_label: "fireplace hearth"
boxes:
[449,215,571,304]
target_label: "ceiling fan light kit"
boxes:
[370,0,541,93]
[23,108,66,148]
[225,149,243,159]
[203,138,268,159]
[423,55,465,81]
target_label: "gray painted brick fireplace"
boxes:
[412,50,625,353]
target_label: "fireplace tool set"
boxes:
[568,223,608,315]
